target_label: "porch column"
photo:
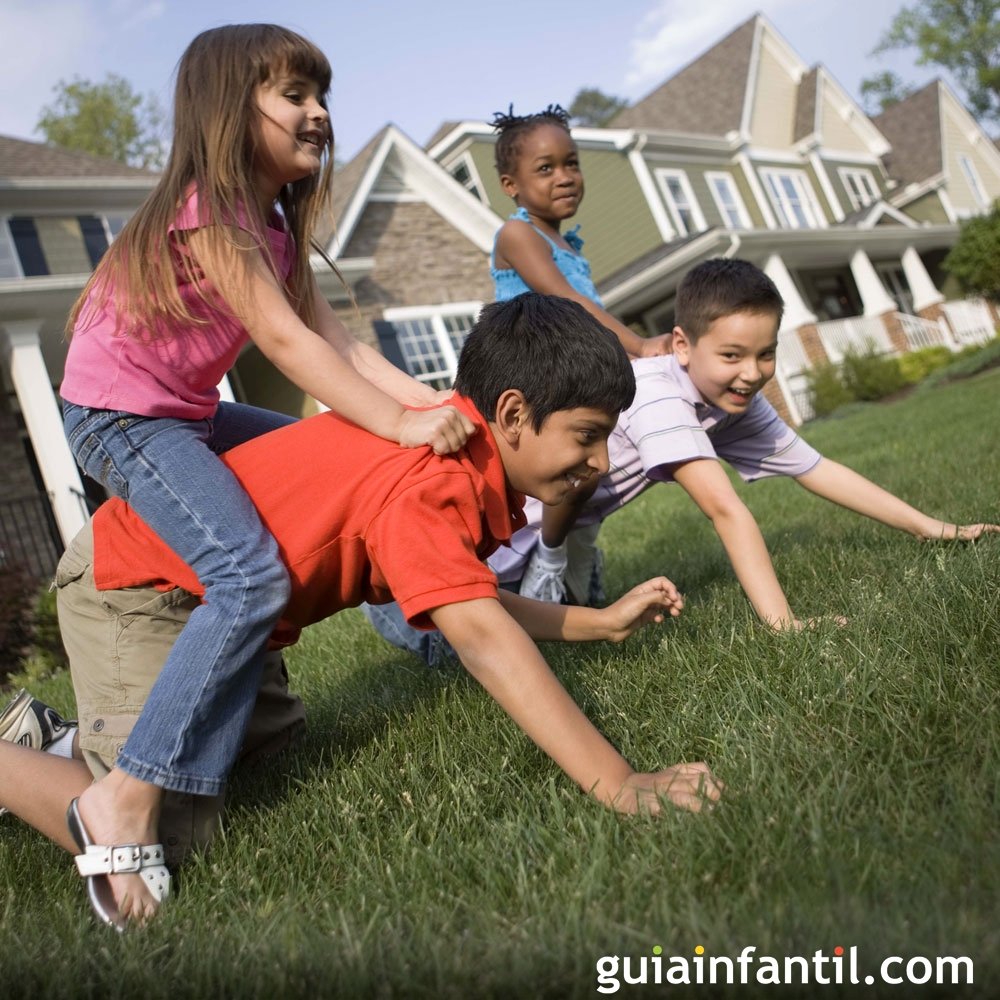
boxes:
[849,249,897,316]
[900,246,944,313]
[763,255,818,426]
[850,248,908,351]
[1,321,87,545]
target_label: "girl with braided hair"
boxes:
[490,105,671,603]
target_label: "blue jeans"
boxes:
[63,400,296,796]
[361,579,523,668]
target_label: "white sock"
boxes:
[45,727,77,759]
[535,539,568,570]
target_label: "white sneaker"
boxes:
[519,543,569,603]
[0,689,77,816]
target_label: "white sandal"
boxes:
[66,798,170,932]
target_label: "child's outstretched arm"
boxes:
[430,597,721,814]
[673,458,802,629]
[190,229,474,454]
[495,222,671,358]
[498,574,684,640]
[795,458,1000,541]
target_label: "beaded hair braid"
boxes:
[491,104,571,175]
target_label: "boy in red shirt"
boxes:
[0,294,721,931]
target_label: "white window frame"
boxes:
[0,217,24,279]
[759,168,825,229]
[382,301,483,388]
[958,154,989,210]
[838,167,881,211]
[705,172,752,229]
[447,151,488,204]
[654,168,706,236]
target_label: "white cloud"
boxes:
[624,0,796,94]
[0,1,100,140]
[111,0,166,31]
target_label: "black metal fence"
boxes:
[0,494,63,580]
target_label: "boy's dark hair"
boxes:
[674,258,784,342]
[455,294,635,430]
[491,104,572,176]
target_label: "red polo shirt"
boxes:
[92,395,526,644]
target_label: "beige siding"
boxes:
[818,93,869,153]
[748,42,796,148]
[35,217,91,274]
[941,99,1000,211]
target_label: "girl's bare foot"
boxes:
[70,770,166,928]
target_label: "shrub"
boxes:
[897,345,954,384]
[0,563,37,685]
[840,346,907,401]
[806,362,855,418]
[919,335,1000,391]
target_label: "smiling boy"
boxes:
[4,293,720,932]
[497,258,998,628]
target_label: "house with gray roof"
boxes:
[420,14,1000,424]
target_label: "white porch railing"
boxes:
[815,315,895,363]
[896,312,949,351]
[940,299,997,348]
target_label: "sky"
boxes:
[1,0,956,164]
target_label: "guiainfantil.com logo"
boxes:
[595,944,974,992]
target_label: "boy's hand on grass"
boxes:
[398,405,476,455]
[615,764,723,815]
[601,577,684,641]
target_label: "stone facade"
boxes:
[333,200,493,345]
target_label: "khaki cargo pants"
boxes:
[54,523,306,867]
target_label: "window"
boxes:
[7,217,47,275]
[378,303,482,389]
[759,169,823,229]
[958,154,989,210]
[79,216,111,267]
[448,153,486,203]
[0,213,128,277]
[705,172,751,229]
[876,263,914,315]
[839,168,881,211]
[654,169,706,236]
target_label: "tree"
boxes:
[568,88,628,127]
[36,74,165,169]
[865,0,1000,125]
[859,70,915,114]
[943,202,1000,300]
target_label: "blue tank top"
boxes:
[490,207,604,305]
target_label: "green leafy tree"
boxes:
[36,74,165,169]
[859,70,915,114]
[865,0,1000,124]
[943,202,1000,300]
[568,87,628,127]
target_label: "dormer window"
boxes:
[839,168,881,211]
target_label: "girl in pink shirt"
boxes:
[59,23,473,932]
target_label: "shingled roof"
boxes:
[872,81,944,187]
[610,17,757,135]
[0,134,154,179]
[317,127,390,247]
[793,67,819,142]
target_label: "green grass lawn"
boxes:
[2,370,998,999]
